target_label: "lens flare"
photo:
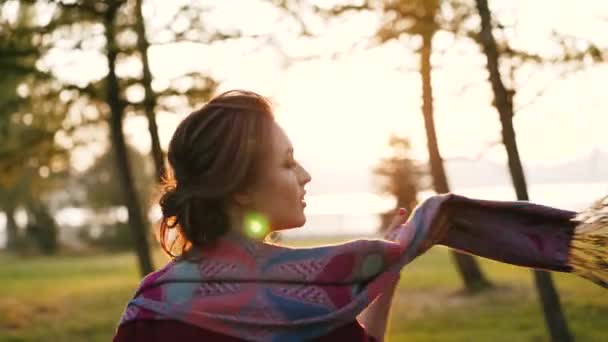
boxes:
[243,212,269,239]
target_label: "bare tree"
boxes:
[474,0,572,339]
[376,0,491,293]
[134,0,164,182]
[104,0,154,276]
[131,0,220,183]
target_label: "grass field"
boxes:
[1,241,606,341]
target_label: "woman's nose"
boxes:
[298,164,312,185]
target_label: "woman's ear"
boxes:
[232,191,252,207]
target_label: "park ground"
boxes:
[1,240,606,341]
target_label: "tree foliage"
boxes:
[373,135,428,230]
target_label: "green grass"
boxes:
[389,246,608,341]
[1,243,606,341]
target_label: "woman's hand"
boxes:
[357,208,407,342]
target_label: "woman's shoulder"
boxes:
[113,318,377,342]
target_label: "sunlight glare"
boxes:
[244,212,270,239]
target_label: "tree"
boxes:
[130,0,219,184]
[0,1,78,253]
[80,144,155,212]
[373,135,427,230]
[2,0,222,268]
[474,0,573,339]
[375,0,491,293]
[0,2,38,251]
[104,0,154,276]
[305,0,492,293]
[24,198,59,255]
[134,0,164,182]
[77,143,156,250]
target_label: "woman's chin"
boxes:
[295,214,307,227]
[278,216,307,230]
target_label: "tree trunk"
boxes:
[135,0,165,182]
[474,0,572,340]
[26,201,58,255]
[104,3,154,277]
[4,204,18,251]
[420,31,491,293]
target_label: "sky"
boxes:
[35,0,608,195]
[132,1,606,192]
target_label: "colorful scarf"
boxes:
[117,193,607,341]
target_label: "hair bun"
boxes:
[159,187,180,227]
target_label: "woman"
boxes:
[114,90,606,342]
[114,90,398,341]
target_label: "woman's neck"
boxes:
[227,206,272,241]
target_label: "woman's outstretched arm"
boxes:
[357,209,407,342]
[357,274,400,342]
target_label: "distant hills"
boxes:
[445,147,608,188]
[306,148,608,194]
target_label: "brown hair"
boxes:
[157,90,275,258]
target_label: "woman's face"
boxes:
[237,123,311,233]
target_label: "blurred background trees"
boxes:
[76,142,155,251]
[0,1,81,254]
[0,0,220,274]
[377,0,493,293]
[1,0,607,339]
